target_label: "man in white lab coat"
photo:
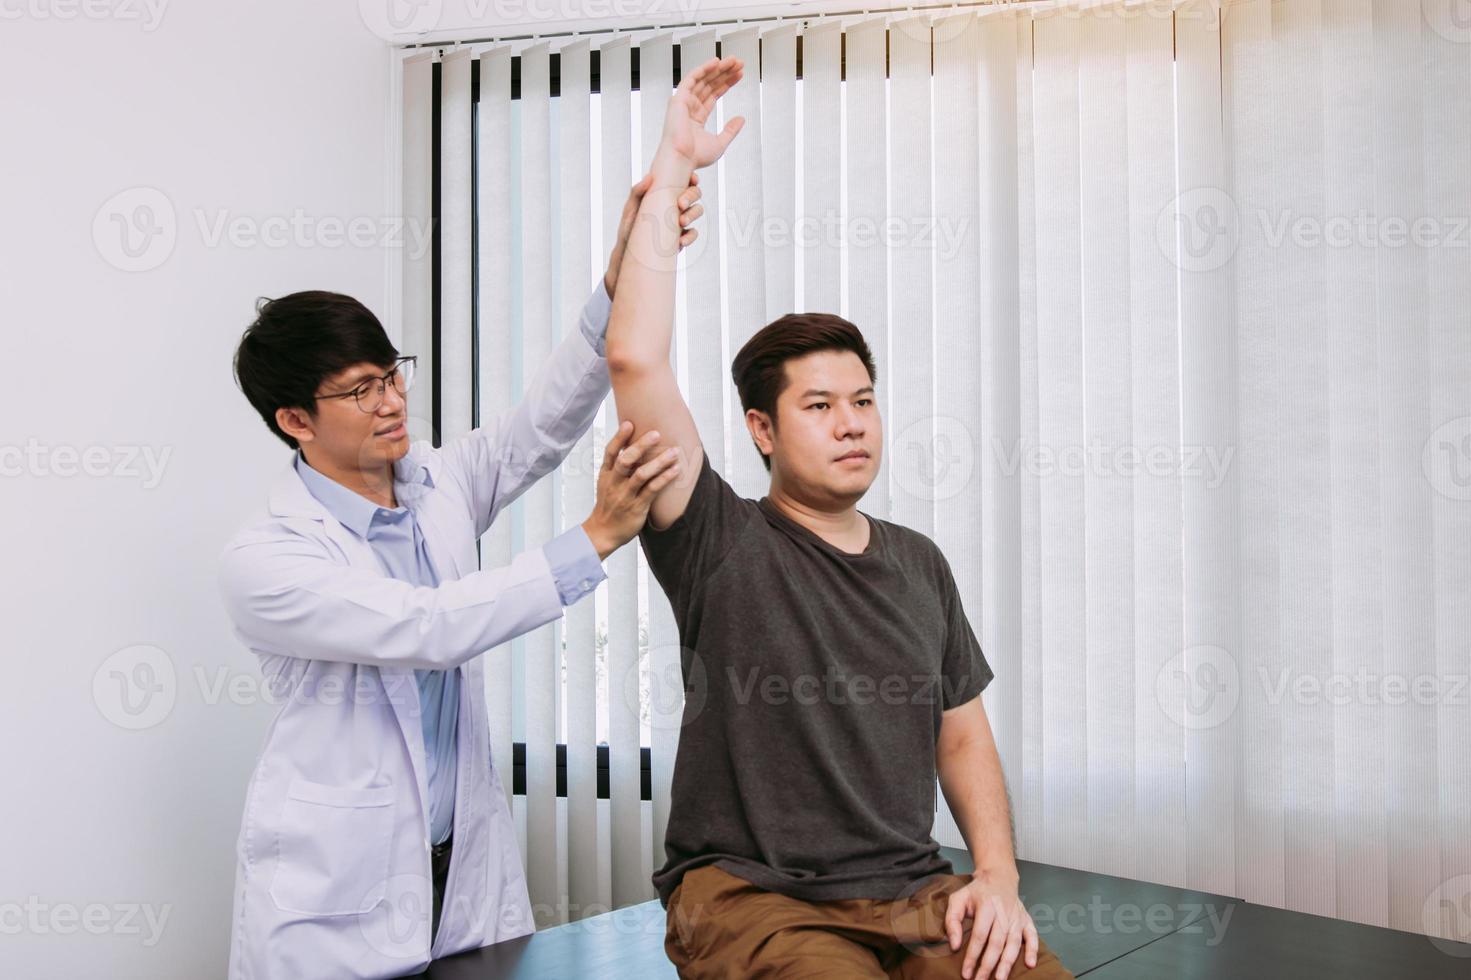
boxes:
[216,175,704,980]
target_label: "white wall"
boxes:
[0,3,392,976]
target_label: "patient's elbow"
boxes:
[606,347,659,379]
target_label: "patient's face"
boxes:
[761,349,881,506]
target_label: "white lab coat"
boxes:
[216,285,611,980]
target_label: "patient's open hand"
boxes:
[944,869,1039,980]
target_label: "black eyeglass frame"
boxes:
[313,356,418,413]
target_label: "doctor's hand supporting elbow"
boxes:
[580,420,681,560]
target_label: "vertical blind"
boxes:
[400,0,1471,942]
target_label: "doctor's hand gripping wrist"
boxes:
[580,420,682,561]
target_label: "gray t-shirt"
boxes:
[639,451,994,906]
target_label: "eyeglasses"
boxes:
[314,356,417,413]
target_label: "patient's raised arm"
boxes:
[604,56,744,531]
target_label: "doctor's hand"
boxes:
[604,170,703,299]
[580,421,683,560]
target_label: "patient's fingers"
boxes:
[680,203,705,227]
[686,56,723,101]
[944,895,966,950]
[679,228,698,248]
[704,60,743,102]
[690,57,742,115]
[994,922,1024,980]
[962,903,996,979]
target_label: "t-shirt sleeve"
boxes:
[637,449,754,616]
[937,552,994,710]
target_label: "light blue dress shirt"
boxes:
[294,449,606,845]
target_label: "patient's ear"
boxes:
[747,408,775,460]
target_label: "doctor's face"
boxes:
[297,360,412,474]
[754,349,881,507]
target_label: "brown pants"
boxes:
[665,865,1075,980]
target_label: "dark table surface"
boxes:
[420,847,1471,978]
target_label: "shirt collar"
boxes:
[293,450,433,538]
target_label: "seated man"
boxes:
[603,57,1075,980]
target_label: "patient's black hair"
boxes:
[231,291,399,450]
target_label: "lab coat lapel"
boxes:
[265,455,435,834]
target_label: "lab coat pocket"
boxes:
[268,777,396,917]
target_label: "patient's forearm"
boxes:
[938,733,1019,880]
[607,144,691,373]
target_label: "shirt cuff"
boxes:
[543,525,607,607]
[578,277,613,358]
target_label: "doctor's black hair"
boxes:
[231,290,400,450]
[730,313,878,472]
